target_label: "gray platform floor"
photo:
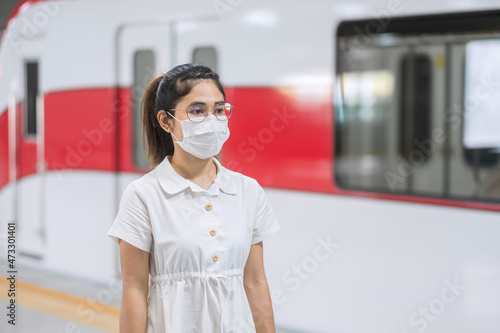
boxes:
[0,302,108,333]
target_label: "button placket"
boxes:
[204,198,216,263]
[205,201,217,238]
[206,196,222,267]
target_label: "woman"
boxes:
[107,63,281,333]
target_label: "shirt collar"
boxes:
[156,156,237,195]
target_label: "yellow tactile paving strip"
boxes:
[0,278,120,332]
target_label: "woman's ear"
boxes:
[157,110,172,133]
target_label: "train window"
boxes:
[192,47,218,73]
[132,50,156,169]
[463,40,500,168]
[336,10,500,204]
[25,61,39,136]
[399,54,432,164]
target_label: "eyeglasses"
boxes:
[168,102,233,123]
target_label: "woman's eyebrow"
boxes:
[188,101,225,107]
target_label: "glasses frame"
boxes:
[168,102,233,123]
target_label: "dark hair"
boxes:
[141,63,226,167]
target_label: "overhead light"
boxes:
[244,9,278,27]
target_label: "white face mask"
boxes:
[168,114,230,159]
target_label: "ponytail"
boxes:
[141,73,174,168]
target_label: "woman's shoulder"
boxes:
[123,168,159,196]
[219,163,262,189]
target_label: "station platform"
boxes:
[0,260,118,333]
[0,260,295,333]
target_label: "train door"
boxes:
[112,23,173,276]
[114,23,172,246]
[14,60,46,259]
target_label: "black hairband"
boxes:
[156,73,167,96]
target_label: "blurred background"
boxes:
[1,0,500,332]
[0,1,19,31]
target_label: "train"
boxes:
[1,0,500,332]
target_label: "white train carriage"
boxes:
[1,0,500,332]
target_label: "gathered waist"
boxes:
[151,268,243,283]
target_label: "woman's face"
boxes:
[159,79,225,142]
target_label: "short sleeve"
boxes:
[107,182,152,253]
[251,182,281,245]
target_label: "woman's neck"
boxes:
[169,150,217,190]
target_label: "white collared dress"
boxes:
[106,156,281,332]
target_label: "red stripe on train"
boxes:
[222,86,336,193]
[0,86,499,212]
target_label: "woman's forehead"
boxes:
[181,80,224,103]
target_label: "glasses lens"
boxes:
[215,103,232,120]
[186,104,207,122]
